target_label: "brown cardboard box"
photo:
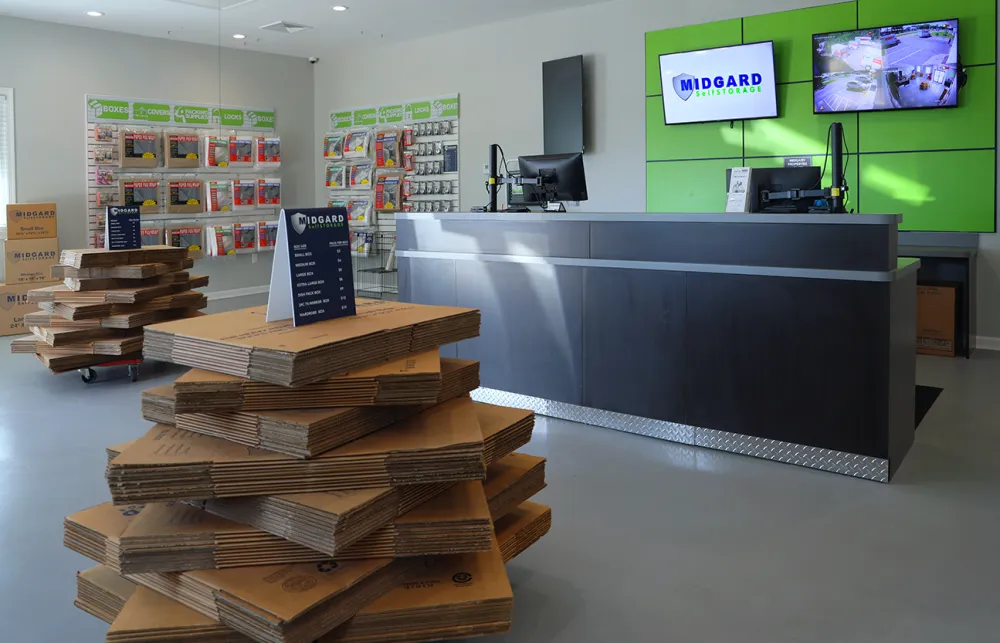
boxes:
[6,202,57,240]
[917,285,956,357]
[0,282,36,336]
[5,238,59,284]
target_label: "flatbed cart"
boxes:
[79,357,142,384]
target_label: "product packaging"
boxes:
[350,164,375,188]
[119,179,161,214]
[5,238,59,284]
[140,225,164,247]
[324,133,345,160]
[166,179,204,214]
[165,132,201,168]
[204,136,229,168]
[94,145,118,166]
[205,180,234,213]
[347,198,375,228]
[0,282,37,337]
[326,164,347,189]
[257,221,278,251]
[120,128,160,168]
[402,178,413,198]
[403,152,414,172]
[228,135,254,167]
[344,129,372,159]
[95,124,115,143]
[375,129,401,168]
[96,167,115,187]
[256,137,281,168]
[351,231,373,256]
[168,225,204,259]
[95,189,118,208]
[233,179,258,210]
[257,178,282,207]
[6,202,57,240]
[403,127,414,148]
[233,222,258,253]
[376,172,404,212]
[208,224,236,257]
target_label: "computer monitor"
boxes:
[726,166,822,213]
[518,153,588,204]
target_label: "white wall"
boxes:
[0,16,316,297]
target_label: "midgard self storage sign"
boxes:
[659,42,778,125]
[5,238,59,284]
[86,96,277,131]
[0,282,36,337]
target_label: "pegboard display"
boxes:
[85,95,282,256]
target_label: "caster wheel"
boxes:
[128,364,139,383]
[81,368,97,384]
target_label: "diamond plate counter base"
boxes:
[471,388,889,483]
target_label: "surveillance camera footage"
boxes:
[813,20,958,113]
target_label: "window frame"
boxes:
[0,87,16,238]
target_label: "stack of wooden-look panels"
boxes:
[142,300,481,386]
[12,246,207,373]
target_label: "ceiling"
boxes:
[0,0,610,58]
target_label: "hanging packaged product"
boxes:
[233,222,258,253]
[119,178,161,214]
[228,135,254,167]
[94,145,118,166]
[140,224,163,247]
[256,137,281,167]
[350,164,375,188]
[346,198,375,228]
[208,224,236,257]
[344,129,372,160]
[120,128,160,168]
[403,127,414,148]
[326,164,347,189]
[351,231,373,256]
[257,178,282,207]
[168,225,204,259]
[95,167,115,187]
[204,136,229,167]
[375,172,404,212]
[233,179,258,210]
[167,179,204,214]
[95,124,115,143]
[403,151,414,172]
[323,133,345,160]
[375,129,401,168]
[402,178,413,198]
[328,199,347,209]
[95,188,118,207]
[165,132,201,168]
[205,179,234,213]
[257,220,278,251]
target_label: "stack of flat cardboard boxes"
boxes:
[66,299,551,643]
[10,246,208,373]
[0,203,59,337]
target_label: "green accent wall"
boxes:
[646,0,997,232]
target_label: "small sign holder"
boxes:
[266,207,356,326]
[105,205,142,250]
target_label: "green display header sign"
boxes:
[329,95,459,130]
[86,95,277,131]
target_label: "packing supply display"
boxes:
[232,179,257,210]
[165,132,201,168]
[227,135,255,167]
[166,179,204,214]
[207,224,236,257]
[204,136,229,168]
[120,179,161,214]
[205,180,234,213]
[257,178,281,206]
[257,220,278,251]
[256,137,281,167]
[167,225,204,259]
[139,225,163,247]
[233,222,257,253]
[12,245,207,373]
[120,128,160,169]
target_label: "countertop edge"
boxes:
[396,212,903,225]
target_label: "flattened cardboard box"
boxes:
[5,238,60,284]
[0,282,37,337]
[6,202,57,240]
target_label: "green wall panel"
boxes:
[857,150,996,231]
[646,97,744,161]
[647,160,736,212]
[645,19,742,96]
[745,155,861,211]
[858,66,995,153]
[743,2,858,84]
[744,83,858,157]
[857,0,996,66]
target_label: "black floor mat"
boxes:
[915,385,943,429]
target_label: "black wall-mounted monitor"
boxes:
[543,55,585,154]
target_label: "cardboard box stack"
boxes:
[65,298,551,643]
[11,246,207,373]
[0,203,60,337]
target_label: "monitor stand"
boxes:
[544,202,567,212]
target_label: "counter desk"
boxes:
[396,212,919,482]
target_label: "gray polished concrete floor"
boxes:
[1,343,998,643]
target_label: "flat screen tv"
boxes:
[658,41,778,125]
[813,19,959,114]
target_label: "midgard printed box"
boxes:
[5,238,60,284]
[0,282,35,337]
[6,203,57,240]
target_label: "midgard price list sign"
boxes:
[266,207,356,326]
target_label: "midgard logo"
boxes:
[9,250,57,263]
[672,72,764,102]
[290,212,346,235]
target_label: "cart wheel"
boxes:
[128,364,139,383]
[81,368,97,384]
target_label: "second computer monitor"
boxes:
[518,152,588,204]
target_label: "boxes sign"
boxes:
[6,203,57,240]
[917,285,956,357]
[0,282,36,336]
[5,238,60,284]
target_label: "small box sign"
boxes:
[6,203,57,240]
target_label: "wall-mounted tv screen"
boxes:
[659,41,778,125]
[813,19,959,114]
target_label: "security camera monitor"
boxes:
[813,19,959,113]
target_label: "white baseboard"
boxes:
[206,286,270,301]
[974,336,1000,352]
